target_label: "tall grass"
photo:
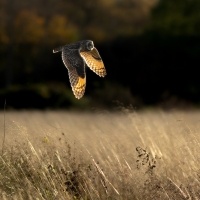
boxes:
[0,109,200,199]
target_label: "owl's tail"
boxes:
[53,46,62,53]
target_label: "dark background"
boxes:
[0,0,200,110]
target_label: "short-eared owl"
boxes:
[53,40,106,99]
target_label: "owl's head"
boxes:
[79,40,94,52]
[86,40,94,51]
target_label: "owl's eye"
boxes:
[87,42,94,50]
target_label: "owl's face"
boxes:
[86,41,94,51]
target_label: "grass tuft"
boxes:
[0,110,200,199]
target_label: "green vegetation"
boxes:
[0,83,91,109]
[1,0,200,108]
[149,0,200,36]
[0,0,155,45]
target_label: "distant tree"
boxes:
[0,0,157,87]
[46,15,78,46]
[59,0,156,41]
[149,0,200,35]
[0,0,157,44]
[14,11,45,44]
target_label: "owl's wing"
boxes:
[62,48,86,99]
[80,47,106,77]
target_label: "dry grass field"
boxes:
[0,109,200,199]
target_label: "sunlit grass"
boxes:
[0,109,200,199]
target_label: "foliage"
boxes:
[14,11,45,44]
[0,83,91,109]
[1,0,200,108]
[149,0,200,35]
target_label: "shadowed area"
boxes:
[1,0,200,109]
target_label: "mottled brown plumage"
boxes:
[53,40,106,99]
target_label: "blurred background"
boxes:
[0,0,200,110]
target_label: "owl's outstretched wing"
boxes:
[62,48,86,99]
[80,47,106,77]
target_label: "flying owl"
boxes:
[53,40,106,99]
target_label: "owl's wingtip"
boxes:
[76,97,81,100]
[73,90,84,99]
[99,71,107,77]
[75,95,82,100]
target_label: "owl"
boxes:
[53,40,106,99]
